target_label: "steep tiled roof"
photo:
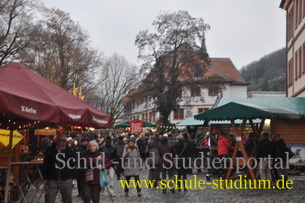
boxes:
[208,58,249,85]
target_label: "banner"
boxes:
[289,145,305,164]
[130,120,144,134]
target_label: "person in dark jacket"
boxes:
[245,133,256,156]
[160,137,176,194]
[42,134,76,203]
[172,135,191,192]
[115,136,125,180]
[75,136,90,198]
[145,133,161,187]
[273,134,291,181]
[83,140,111,203]
[136,132,148,164]
[256,132,274,182]
[99,136,117,196]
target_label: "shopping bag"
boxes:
[99,170,109,187]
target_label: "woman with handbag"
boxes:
[122,139,142,197]
[83,140,111,203]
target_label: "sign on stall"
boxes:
[0,129,23,149]
[34,129,57,136]
[130,120,144,134]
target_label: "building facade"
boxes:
[124,58,248,124]
[280,0,305,97]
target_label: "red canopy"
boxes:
[0,62,110,128]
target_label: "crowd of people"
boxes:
[41,129,293,203]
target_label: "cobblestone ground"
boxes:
[35,169,305,203]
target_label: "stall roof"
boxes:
[216,97,305,115]
[194,97,305,121]
[0,63,110,128]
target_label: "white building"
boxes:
[280,0,305,97]
[124,58,249,124]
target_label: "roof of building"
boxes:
[208,58,249,85]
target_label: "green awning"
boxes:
[114,120,156,128]
[194,101,303,121]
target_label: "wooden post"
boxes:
[249,119,265,157]
[4,130,13,203]
[225,119,256,181]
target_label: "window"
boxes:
[295,51,298,80]
[190,86,201,97]
[208,87,219,97]
[288,7,294,39]
[193,68,203,80]
[296,0,299,28]
[303,2,305,17]
[198,108,209,113]
[299,48,302,78]
[298,0,302,24]
[173,109,184,120]
[149,112,156,122]
[303,43,305,74]
[288,59,294,86]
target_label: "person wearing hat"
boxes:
[75,136,90,198]
[42,134,76,203]
[99,136,117,197]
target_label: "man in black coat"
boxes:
[99,136,117,196]
[136,133,148,163]
[42,134,76,203]
[256,132,274,182]
[75,136,89,198]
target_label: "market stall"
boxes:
[0,62,111,203]
[194,98,305,181]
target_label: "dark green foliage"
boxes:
[240,48,286,91]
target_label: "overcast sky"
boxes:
[43,0,286,70]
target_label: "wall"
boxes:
[271,119,305,145]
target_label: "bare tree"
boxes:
[18,8,102,94]
[0,0,40,65]
[92,53,139,124]
[134,11,223,125]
